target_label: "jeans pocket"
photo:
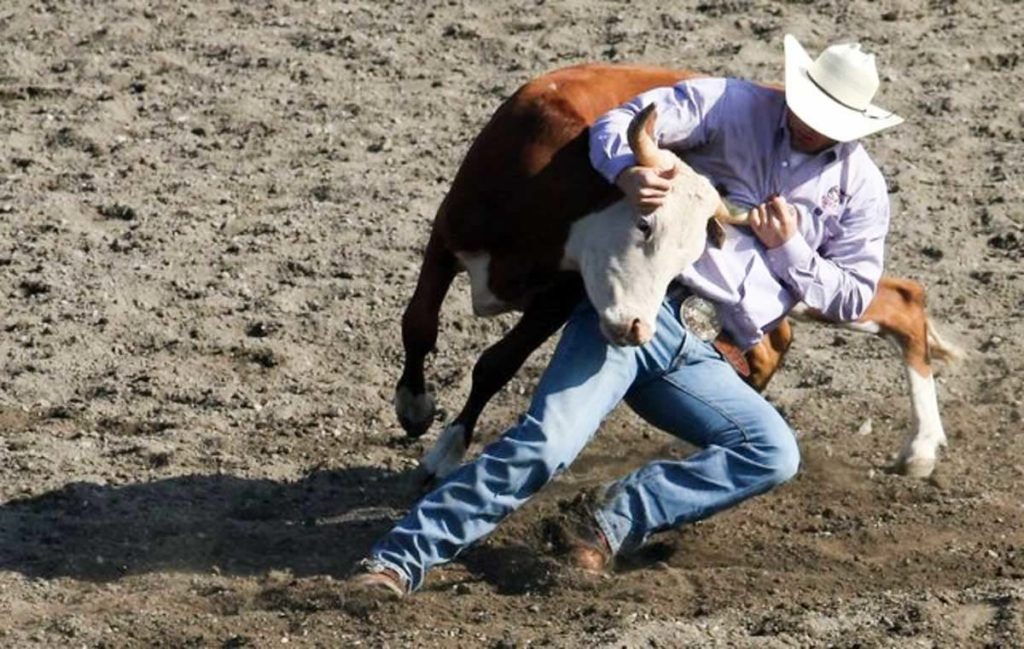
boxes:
[670,326,699,369]
[673,331,727,371]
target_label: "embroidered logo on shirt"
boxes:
[815,185,850,217]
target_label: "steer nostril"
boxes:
[629,319,652,345]
[601,318,653,346]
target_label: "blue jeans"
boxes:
[368,297,799,591]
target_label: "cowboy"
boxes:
[352,34,902,597]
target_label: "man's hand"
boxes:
[749,195,799,249]
[615,165,680,214]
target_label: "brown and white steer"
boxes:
[396,64,961,485]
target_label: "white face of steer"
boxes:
[563,165,721,346]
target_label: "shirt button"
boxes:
[781,160,789,168]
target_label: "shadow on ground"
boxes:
[0,466,415,582]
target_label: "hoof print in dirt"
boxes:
[97,203,137,221]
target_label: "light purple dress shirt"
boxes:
[589,78,891,350]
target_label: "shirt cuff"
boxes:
[765,234,815,294]
[598,153,638,185]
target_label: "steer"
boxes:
[396,63,961,486]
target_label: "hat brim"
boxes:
[784,34,903,143]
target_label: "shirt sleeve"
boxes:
[765,190,890,322]
[589,78,728,184]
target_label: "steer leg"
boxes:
[793,278,961,478]
[415,275,584,485]
[395,228,458,438]
[859,279,962,478]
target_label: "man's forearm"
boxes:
[590,101,644,184]
[766,234,881,322]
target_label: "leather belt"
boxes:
[711,335,751,379]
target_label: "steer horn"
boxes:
[714,197,750,225]
[626,104,664,168]
[628,104,749,227]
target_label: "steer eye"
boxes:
[636,214,654,241]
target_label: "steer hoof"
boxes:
[394,387,436,438]
[408,463,439,492]
[398,415,434,440]
[413,423,468,493]
[894,453,936,479]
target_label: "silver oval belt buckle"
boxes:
[679,295,723,342]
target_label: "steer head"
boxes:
[570,104,747,347]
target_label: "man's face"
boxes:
[787,109,838,153]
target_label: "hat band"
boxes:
[805,70,893,120]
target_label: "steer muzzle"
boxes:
[600,317,654,347]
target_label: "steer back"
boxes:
[436,64,702,304]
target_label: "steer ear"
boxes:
[627,104,662,167]
[707,218,727,248]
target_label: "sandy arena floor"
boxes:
[1,1,1023,646]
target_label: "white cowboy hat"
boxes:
[784,34,903,143]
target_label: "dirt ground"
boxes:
[1,0,1023,647]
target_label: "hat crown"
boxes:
[807,43,879,111]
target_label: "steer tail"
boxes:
[926,317,965,365]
